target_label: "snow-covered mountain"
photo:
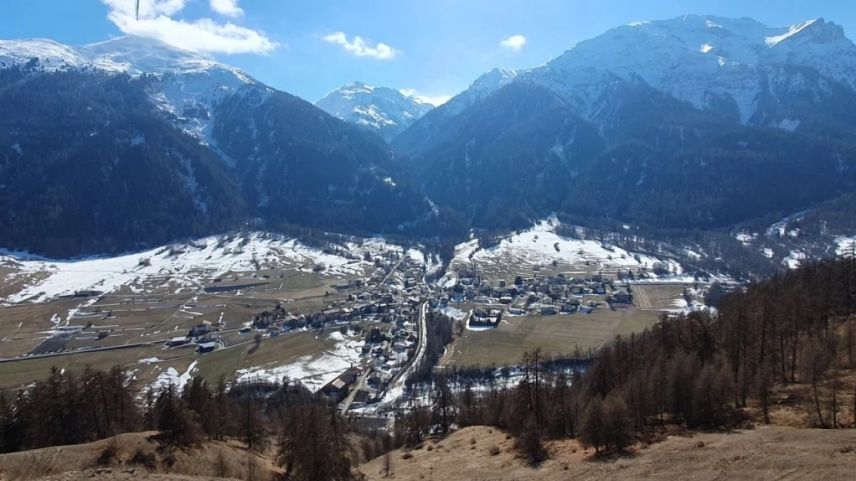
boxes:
[521,15,856,127]
[0,36,432,256]
[391,67,518,157]
[315,82,433,142]
[393,15,856,234]
[443,67,518,116]
[0,37,255,141]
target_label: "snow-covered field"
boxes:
[235,331,365,392]
[437,305,467,321]
[0,232,421,304]
[446,219,683,280]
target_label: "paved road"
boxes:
[377,301,428,407]
[339,366,372,412]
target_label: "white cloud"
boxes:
[210,0,243,17]
[323,32,398,60]
[101,0,277,55]
[500,34,527,51]
[400,88,451,106]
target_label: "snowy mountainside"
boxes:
[0,36,255,142]
[0,232,426,304]
[731,207,856,271]
[0,38,88,70]
[442,67,518,116]
[394,15,856,235]
[523,15,856,127]
[0,36,433,256]
[82,37,255,142]
[315,81,433,142]
[392,67,518,156]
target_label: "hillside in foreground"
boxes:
[0,431,279,481]
[361,425,856,481]
[2,425,856,481]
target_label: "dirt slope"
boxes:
[360,425,856,481]
[0,432,279,481]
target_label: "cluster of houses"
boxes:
[440,272,634,327]
[164,319,224,353]
[238,250,429,409]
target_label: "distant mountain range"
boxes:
[315,82,433,142]
[2,15,856,261]
[394,15,856,231]
[0,37,431,256]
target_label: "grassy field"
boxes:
[443,308,662,368]
[632,284,686,310]
[0,343,196,391]
[0,328,345,393]
[0,260,360,393]
[193,330,336,383]
[0,298,86,358]
[361,425,856,481]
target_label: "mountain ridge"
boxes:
[315,81,434,142]
[0,36,433,256]
[393,14,856,234]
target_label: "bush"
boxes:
[580,393,632,453]
[602,393,633,452]
[515,415,547,466]
[95,443,117,466]
[130,449,157,470]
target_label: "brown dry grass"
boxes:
[445,309,661,368]
[0,432,279,481]
[632,284,686,310]
[360,425,856,481]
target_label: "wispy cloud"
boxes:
[210,0,243,17]
[323,32,398,60]
[400,88,451,106]
[500,34,527,51]
[101,0,277,55]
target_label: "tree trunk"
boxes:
[813,371,826,428]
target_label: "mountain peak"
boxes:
[765,18,845,47]
[470,67,518,92]
[0,38,88,70]
[316,81,434,142]
[79,36,251,80]
[340,80,375,93]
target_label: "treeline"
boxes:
[0,366,138,452]
[0,370,388,481]
[396,258,856,463]
[406,310,453,385]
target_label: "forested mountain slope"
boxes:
[395,16,856,232]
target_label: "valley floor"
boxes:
[361,425,856,481]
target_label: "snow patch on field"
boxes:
[151,360,198,392]
[437,305,467,321]
[235,332,364,392]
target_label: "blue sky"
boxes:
[3,0,856,103]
